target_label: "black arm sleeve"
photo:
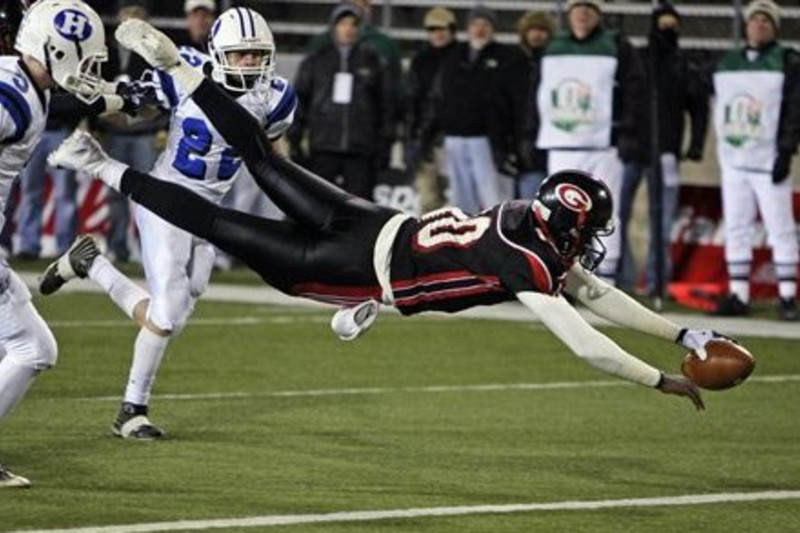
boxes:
[778,49,800,154]
[48,93,106,124]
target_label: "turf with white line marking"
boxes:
[14,490,800,533]
[75,374,800,402]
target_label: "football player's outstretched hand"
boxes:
[657,374,705,411]
[676,328,739,353]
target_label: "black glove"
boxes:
[684,145,703,162]
[772,150,793,184]
[617,135,643,164]
[116,79,160,115]
[494,151,520,178]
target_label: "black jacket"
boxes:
[405,40,457,143]
[776,45,800,155]
[289,42,395,158]
[421,41,518,139]
[491,45,548,174]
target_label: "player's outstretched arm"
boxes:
[516,291,704,410]
[563,264,732,353]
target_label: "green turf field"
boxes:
[3,292,800,532]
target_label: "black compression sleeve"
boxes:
[119,168,217,239]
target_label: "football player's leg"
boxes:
[0,271,57,418]
[113,208,196,440]
[720,166,757,305]
[189,79,388,231]
[40,235,150,322]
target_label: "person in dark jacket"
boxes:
[491,10,555,201]
[289,3,395,199]
[535,0,646,283]
[617,2,709,293]
[421,6,517,214]
[405,6,457,213]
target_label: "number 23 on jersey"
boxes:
[172,118,241,181]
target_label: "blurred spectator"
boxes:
[405,7,457,213]
[15,112,79,259]
[492,10,555,200]
[421,6,516,214]
[184,0,216,53]
[535,0,645,283]
[713,0,800,320]
[308,0,402,122]
[96,0,167,262]
[289,3,395,199]
[617,3,709,293]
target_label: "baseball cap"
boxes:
[424,7,456,29]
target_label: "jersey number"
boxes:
[413,208,491,251]
[173,118,241,181]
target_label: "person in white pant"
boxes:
[41,8,296,439]
[0,0,120,486]
[535,0,646,283]
[423,6,516,214]
[713,0,799,321]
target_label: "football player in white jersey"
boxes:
[41,7,297,440]
[0,0,125,486]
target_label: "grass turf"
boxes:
[2,292,799,531]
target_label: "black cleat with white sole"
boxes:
[39,235,100,296]
[113,402,166,440]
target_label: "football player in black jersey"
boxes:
[44,20,729,411]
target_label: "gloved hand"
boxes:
[684,145,703,162]
[772,150,793,184]
[676,328,739,359]
[494,152,520,178]
[116,75,162,115]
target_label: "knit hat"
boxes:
[424,7,456,29]
[467,5,498,28]
[517,11,556,39]
[745,0,781,29]
[329,2,364,26]
[566,0,604,13]
[184,0,215,14]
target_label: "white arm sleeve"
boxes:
[564,264,682,342]
[516,291,662,387]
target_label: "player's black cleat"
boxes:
[113,402,166,440]
[778,298,798,322]
[0,464,30,488]
[39,235,100,295]
[713,294,750,317]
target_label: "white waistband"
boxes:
[373,213,413,305]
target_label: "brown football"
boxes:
[681,339,755,390]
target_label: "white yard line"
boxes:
[18,273,800,340]
[15,490,800,533]
[77,374,800,403]
[47,316,329,328]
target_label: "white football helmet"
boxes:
[15,0,107,103]
[209,7,275,95]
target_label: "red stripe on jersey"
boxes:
[291,282,382,305]
[392,270,498,291]
[524,252,553,294]
[394,283,504,307]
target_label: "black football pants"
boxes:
[119,79,398,296]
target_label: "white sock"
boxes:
[729,280,750,303]
[123,328,170,406]
[88,256,149,319]
[0,357,37,420]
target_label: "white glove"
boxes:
[676,328,738,361]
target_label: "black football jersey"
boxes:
[389,201,568,315]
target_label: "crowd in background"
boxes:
[0,0,797,320]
